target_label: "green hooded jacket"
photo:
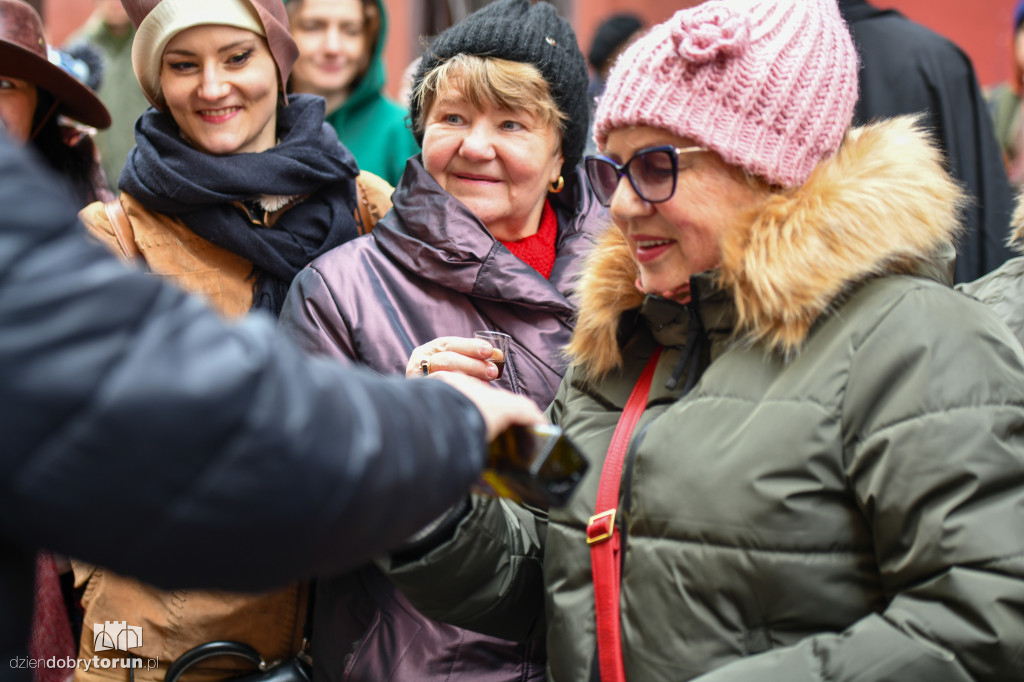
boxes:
[323,0,419,185]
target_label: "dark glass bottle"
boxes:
[478,423,589,509]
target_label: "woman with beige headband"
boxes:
[77,0,386,318]
[72,0,380,679]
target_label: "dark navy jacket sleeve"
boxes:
[841,0,1015,282]
[0,136,487,591]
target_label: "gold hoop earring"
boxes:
[549,176,565,194]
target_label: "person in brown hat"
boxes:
[0,0,112,205]
[70,0,385,680]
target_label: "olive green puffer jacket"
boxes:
[958,199,1024,348]
[385,118,1024,681]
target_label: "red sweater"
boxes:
[500,200,557,279]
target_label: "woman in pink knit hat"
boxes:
[380,1,1024,680]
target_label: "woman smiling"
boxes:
[78,0,369,318]
[158,25,280,155]
[381,1,1024,680]
[286,0,419,185]
[279,1,603,679]
[72,0,370,679]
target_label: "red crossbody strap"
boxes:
[586,347,663,682]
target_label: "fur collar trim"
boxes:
[1010,194,1024,249]
[567,116,967,377]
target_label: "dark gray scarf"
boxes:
[120,94,360,314]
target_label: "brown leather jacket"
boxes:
[71,172,393,682]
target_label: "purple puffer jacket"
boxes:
[278,157,607,682]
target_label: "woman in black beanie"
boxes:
[279,0,605,680]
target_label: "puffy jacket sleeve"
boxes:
[381,495,548,642]
[379,375,575,642]
[693,284,1024,682]
[0,139,487,592]
[279,264,359,363]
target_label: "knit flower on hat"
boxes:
[672,4,750,64]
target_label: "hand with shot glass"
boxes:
[473,330,511,378]
[406,332,513,387]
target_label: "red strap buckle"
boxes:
[586,509,617,545]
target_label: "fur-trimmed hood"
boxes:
[567,116,967,377]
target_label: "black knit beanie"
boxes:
[410,0,589,177]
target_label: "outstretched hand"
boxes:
[427,371,545,442]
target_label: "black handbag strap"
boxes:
[299,581,315,665]
[161,582,315,682]
[164,641,263,682]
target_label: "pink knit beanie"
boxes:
[593,0,859,188]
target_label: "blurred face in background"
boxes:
[288,0,370,112]
[1015,24,1024,83]
[0,76,38,143]
[160,25,279,156]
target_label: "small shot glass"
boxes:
[474,330,512,379]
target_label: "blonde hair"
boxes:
[413,54,567,143]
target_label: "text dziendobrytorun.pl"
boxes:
[9,656,159,672]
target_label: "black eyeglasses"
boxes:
[584,145,707,207]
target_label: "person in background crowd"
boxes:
[0,7,115,676]
[986,0,1024,188]
[394,54,421,111]
[0,127,545,682]
[839,0,1015,283]
[380,1,1024,680]
[65,0,150,192]
[71,0,380,679]
[583,12,643,156]
[279,1,600,679]
[0,0,111,206]
[286,0,419,185]
[959,196,1024,347]
[50,42,104,92]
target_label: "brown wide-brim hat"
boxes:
[0,0,111,129]
[122,0,298,109]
